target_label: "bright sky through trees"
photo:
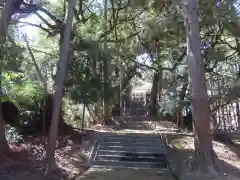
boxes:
[18,1,240,41]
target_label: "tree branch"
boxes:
[16,21,52,34]
[23,34,47,90]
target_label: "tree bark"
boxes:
[103,0,109,124]
[149,72,159,116]
[236,101,240,127]
[183,0,220,174]
[0,1,17,41]
[175,82,188,127]
[45,0,76,173]
[91,58,97,77]
[157,68,163,102]
[0,0,18,156]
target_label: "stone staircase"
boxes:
[130,99,147,116]
[123,120,152,130]
[91,132,168,170]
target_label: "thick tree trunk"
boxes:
[0,105,8,156]
[0,1,16,40]
[183,0,220,175]
[0,0,18,156]
[45,0,76,173]
[149,72,159,116]
[103,0,109,124]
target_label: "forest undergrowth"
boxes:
[0,131,92,180]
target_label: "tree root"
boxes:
[180,149,225,180]
[192,149,221,172]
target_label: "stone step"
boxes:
[125,125,149,128]
[98,145,165,152]
[99,139,163,144]
[98,143,163,149]
[125,124,149,127]
[130,112,146,115]
[95,154,166,162]
[99,140,163,146]
[126,121,149,124]
[126,120,153,123]
[100,132,159,135]
[96,150,166,156]
[93,160,167,169]
[100,139,162,143]
[99,133,161,139]
[92,132,168,170]
[100,132,158,135]
[99,136,162,141]
[99,139,164,146]
[125,122,149,125]
[100,135,161,140]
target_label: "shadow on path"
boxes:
[74,168,172,180]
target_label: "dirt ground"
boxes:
[0,132,93,180]
[167,134,240,180]
[1,122,240,180]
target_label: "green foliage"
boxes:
[1,44,23,72]
[9,80,44,109]
[68,76,102,104]
[1,0,240,128]
[2,72,44,110]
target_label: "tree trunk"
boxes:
[0,104,8,156]
[183,0,220,175]
[218,78,227,130]
[236,100,240,127]
[45,0,76,173]
[81,103,86,143]
[92,58,97,77]
[0,0,17,41]
[23,35,49,134]
[103,0,109,124]
[157,68,163,102]
[149,72,159,116]
[81,103,86,133]
[175,83,188,127]
[0,0,18,156]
